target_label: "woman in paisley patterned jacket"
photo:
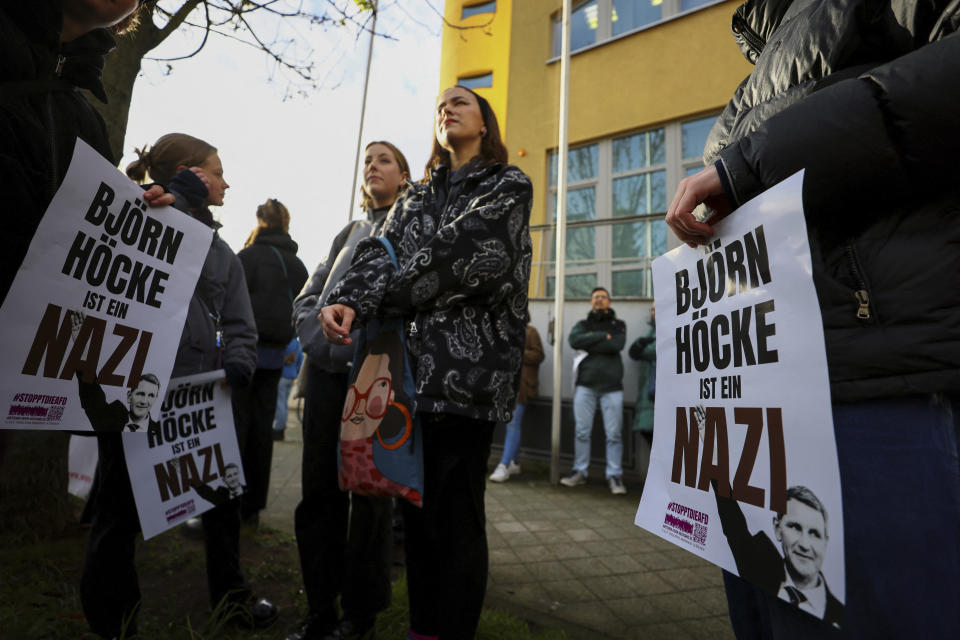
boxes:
[321,85,532,640]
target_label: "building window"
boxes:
[551,0,724,57]
[458,72,493,89]
[551,1,599,57]
[534,114,718,299]
[462,1,496,19]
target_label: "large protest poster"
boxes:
[124,370,244,539]
[0,139,212,430]
[635,173,846,627]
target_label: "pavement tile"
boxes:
[596,526,638,541]
[597,553,645,575]
[566,528,603,542]
[511,543,556,563]
[659,566,724,591]
[633,550,685,571]
[565,557,614,578]
[505,531,542,548]
[489,547,520,566]
[533,530,573,545]
[494,521,529,534]
[521,519,559,532]
[487,580,553,609]
[581,574,637,600]
[620,570,676,595]
[544,541,592,560]
[681,587,731,617]
[540,578,597,604]
[524,560,575,582]
[677,615,736,640]
[606,596,673,626]
[630,621,696,640]
[645,592,711,621]
[611,536,658,554]
[489,562,536,585]
[487,510,518,523]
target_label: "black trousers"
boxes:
[233,367,282,520]
[80,435,247,639]
[294,363,393,632]
[401,414,495,640]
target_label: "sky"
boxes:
[120,1,445,272]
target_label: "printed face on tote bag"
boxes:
[340,333,413,449]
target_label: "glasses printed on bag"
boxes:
[342,377,393,422]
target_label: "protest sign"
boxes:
[0,139,212,430]
[635,172,845,627]
[124,370,244,539]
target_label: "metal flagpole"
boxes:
[550,0,573,485]
[347,0,379,223]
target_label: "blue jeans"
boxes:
[572,386,623,478]
[499,403,526,466]
[723,395,960,639]
[273,376,295,433]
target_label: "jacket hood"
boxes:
[61,28,115,102]
[253,227,299,253]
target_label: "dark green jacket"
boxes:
[569,308,626,393]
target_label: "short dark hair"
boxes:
[591,287,609,297]
[135,373,160,390]
[777,485,828,531]
[424,86,508,179]
[224,462,240,473]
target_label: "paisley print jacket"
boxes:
[327,161,533,423]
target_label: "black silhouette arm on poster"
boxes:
[191,480,232,506]
[77,375,128,433]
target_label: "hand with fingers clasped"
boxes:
[320,303,356,346]
[665,165,733,248]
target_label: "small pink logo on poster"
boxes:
[6,392,68,424]
[165,499,197,524]
[663,502,709,549]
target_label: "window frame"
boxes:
[534,114,719,300]
[549,0,728,60]
[461,1,497,20]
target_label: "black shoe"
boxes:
[336,617,375,640]
[272,430,285,441]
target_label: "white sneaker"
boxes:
[507,461,522,476]
[560,471,587,487]
[489,463,510,483]
[608,476,627,495]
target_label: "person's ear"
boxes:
[175,164,188,173]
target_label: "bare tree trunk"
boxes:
[0,431,72,540]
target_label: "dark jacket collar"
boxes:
[587,308,618,323]
[252,227,299,253]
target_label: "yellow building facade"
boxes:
[440,0,752,302]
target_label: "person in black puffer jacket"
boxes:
[235,199,308,524]
[322,86,532,640]
[666,1,960,637]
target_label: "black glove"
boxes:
[168,168,209,211]
[635,336,655,347]
[224,362,251,389]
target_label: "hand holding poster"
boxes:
[124,370,244,539]
[0,140,212,430]
[635,172,845,628]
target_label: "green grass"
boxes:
[0,522,569,639]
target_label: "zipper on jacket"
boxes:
[844,244,872,321]
[732,15,765,58]
[55,54,66,76]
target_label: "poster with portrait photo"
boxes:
[634,172,846,627]
[123,370,244,540]
[0,139,212,430]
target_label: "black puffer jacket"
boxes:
[327,162,533,423]
[706,0,960,402]
[0,0,115,300]
[237,228,308,348]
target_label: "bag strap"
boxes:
[269,246,294,304]
[377,236,399,269]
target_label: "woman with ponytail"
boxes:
[234,198,307,525]
[81,133,276,638]
[287,140,411,640]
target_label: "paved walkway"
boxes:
[264,408,734,640]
